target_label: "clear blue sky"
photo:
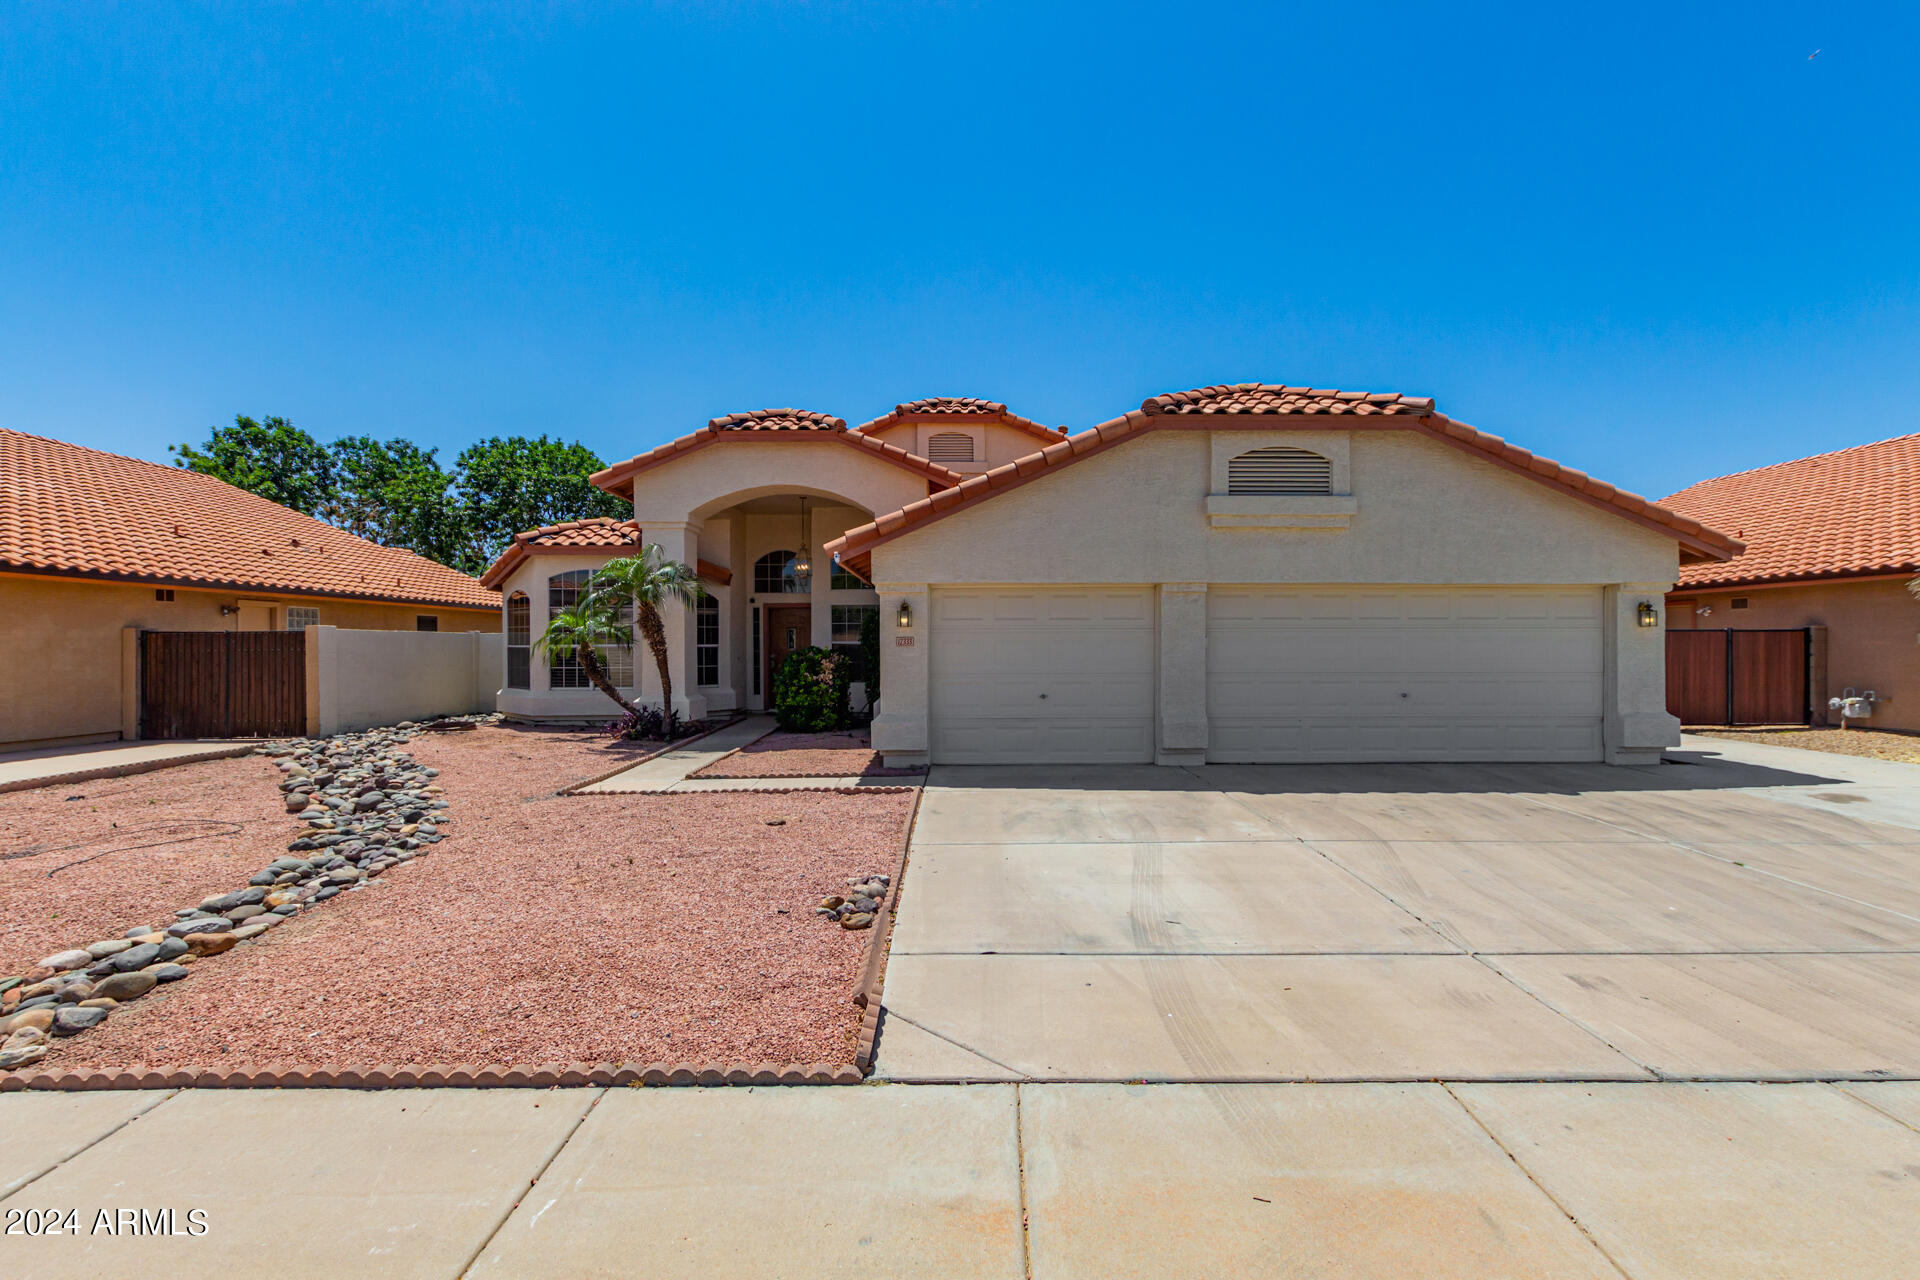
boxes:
[3,2,1914,500]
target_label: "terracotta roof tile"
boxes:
[1145,383,1436,416]
[591,409,963,499]
[1665,433,1920,589]
[0,429,496,609]
[853,397,1067,444]
[825,386,1742,576]
[477,518,738,589]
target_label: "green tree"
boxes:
[170,415,336,515]
[325,436,469,569]
[454,435,628,567]
[589,547,708,726]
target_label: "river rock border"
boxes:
[0,716,491,1072]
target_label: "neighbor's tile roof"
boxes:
[853,397,1067,444]
[0,428,496,609]
[1145,383,1436,416]
[827,383,1742,576]
[1665,433,1920,590]
[591,408,964,499]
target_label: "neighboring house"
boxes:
[483,387,1740,766]
[1663,433,1920,732]
[0,429,499,750]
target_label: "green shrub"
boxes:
[859,607,881,706]
[772,646,851,732]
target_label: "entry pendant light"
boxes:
[791,496,813,593]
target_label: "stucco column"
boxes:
[1602,583,1679,765]
[640,521,707,722]
[1157,583,1210,766]
[872,582,929,766]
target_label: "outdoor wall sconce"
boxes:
[1636,601,1659,628]
[897,600,913,629]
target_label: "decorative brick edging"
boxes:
[0,744,259,796]
[557,716,752,795]
[0,1061,864,1090]
[694,770,929,782]
[851,784,925,1074]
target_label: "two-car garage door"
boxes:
[1207,586,1604,762]
[928,585,1603,764]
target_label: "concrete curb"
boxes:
[852,784,925,1074]
[0,744,259,796]
[0,1061,865,1090]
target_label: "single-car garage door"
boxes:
[931,587,1155,764]
[1207,586,1604,762]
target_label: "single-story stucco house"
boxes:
[480,386,1742,767]
[1664,432,1920,732]
[0,429,499,750]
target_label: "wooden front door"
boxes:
[764,605,811,699]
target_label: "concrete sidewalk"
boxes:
[5,1081,1920,1278]
[572,715,774,792]
[0,740,255,794]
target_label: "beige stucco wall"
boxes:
[306,626,502,736]
[870,430,1680,586]
[1668,577,1920,732]
[626,440,932,529]
[0,574,497,749]
[865,422,1063,473]
[866,427,1685,766]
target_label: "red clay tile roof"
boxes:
[478,517,738,589]
[707,408,847,432]
[1144,383,1436,416]
[591,410,964,499]
[827,387,1742,577]
[1664,433,1920,590]
[0,429,496,609]
[853,397,1067,444]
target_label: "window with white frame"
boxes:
[285,607,319,631]
[505,593,530,689]
[695,596,720,686]
[754,550,802,594]
[831,604,876,682]
[1226,446,1333,494]
[548,569,633,688]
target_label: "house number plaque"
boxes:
[895,636,915,647]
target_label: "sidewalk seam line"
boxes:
[1441,1082,1640,1280]
[1014,1083,1034,1280]
[1830,1082,1920,1134]
[456,1087,608,1279]
[0,1087,179,1205]
[883,1010,1030,1079]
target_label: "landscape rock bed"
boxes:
[0,716,491,1071]
[31,725,914,1076]
[817,873,891,930]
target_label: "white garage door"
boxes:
[1207,587,1604,762]
[931,587,1155,764]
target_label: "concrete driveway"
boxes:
[877,740,1920,1083]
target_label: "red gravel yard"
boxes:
[39,725,915,1073]
[0,755,293,975]
[695,730,926,779]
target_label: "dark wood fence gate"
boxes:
[1666,629,1810,726]
[140,631,307,739]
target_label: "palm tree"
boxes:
[588,545,708,726]
[535,599,643,717]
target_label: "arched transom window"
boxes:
[1227,445,1333,495]
[754,550,803,594]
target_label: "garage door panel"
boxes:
[1207,587,1604,763]
[932,587,1155,764]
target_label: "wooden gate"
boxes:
[1665,629,1810,726]
[140,631,307,739]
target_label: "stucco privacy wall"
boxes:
[865,429,1683,765]
[1669,578,1920,731]
[304,626,503,736]
[0,575,497,750]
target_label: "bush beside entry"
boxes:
[773,646,851,732]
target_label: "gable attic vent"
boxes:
[925,431,976,463]
[1227,446,1333,495]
